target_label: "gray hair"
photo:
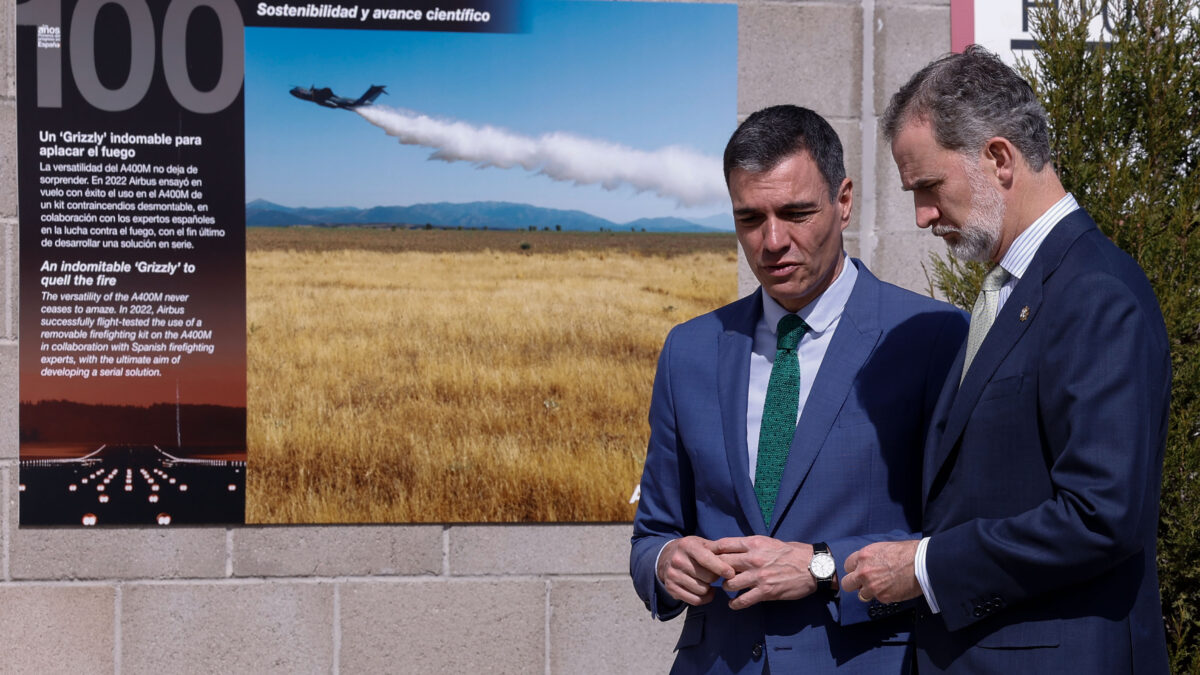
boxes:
[880,45,1052,170]
[723,105,847,202]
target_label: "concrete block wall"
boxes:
[0,1,950,672]
[736,0,953,300]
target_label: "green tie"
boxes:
[755,313,810,527]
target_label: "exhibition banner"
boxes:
[17,0,737,525]
[952,0,1138,63]
[18,0,253,525]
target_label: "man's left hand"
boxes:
[841,540,922,604]
[710,536,823,610]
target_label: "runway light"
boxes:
[82,513,98,526]
[98,494,109,503]
[227,484,237,492]
[156,513,172,525]
[68,484,77,492]
[124,485,133,492]
[97,485,105,492]
[148,494,159,503]
[151,485,160,492]
[179,484,188,492]
[18,484,25,492]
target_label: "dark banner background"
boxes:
[17,0,248,525]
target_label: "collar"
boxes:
[998,193,1079,280]
[760,253,857,336]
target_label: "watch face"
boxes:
[811,553,836,579]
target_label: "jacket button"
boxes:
[751,643,764,659]
[973,607,984,617]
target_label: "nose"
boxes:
[762,217,790,251]
[913,196,939,230]
[915,205,939,229]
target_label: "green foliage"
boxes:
[923,256,989,311]
[930,1,1200,669]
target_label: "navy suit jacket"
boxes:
[631,260,967,674]
[916,209,1171,673]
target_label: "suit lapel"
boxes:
[769,262,882,534]
[932,278,1042,472]
[927,211,1097,495]
[716,291,768,534]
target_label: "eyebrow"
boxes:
[778,200,821,211]
[733,200,821,215]
[903,177,939,192]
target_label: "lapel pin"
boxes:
[1019,306,1030,322]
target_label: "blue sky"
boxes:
[244,0,737,225]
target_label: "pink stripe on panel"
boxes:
[950,0,974,53]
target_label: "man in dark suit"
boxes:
[630,105,967,673]
[841,46,1171,673]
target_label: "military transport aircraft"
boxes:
[289,84,388,109]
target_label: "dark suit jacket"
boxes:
[916,209,1171,673]
[631,260,967,674]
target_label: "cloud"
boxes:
[355,106,728,207]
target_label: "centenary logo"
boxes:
[36,24,61,49]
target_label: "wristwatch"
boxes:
[809,542,836,593]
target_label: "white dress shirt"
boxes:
[747,254,857,480]
[915,193,1079,613]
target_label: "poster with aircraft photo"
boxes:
[16,0,736,525]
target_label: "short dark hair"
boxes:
[880,45,1052,169]
[723,105,846,201]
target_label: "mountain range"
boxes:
[245,199,733,233]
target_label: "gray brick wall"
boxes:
[0,1,950,671]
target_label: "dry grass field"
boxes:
[246,227,737,523]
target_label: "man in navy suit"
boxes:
[841,46,1171,673]
[631,105,967,673]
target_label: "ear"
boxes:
[836,177,853,231]
[982,136,1018,188]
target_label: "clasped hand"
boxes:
[657,535,824,610]
[840,540,922,604]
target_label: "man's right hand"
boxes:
[657,536,736,606]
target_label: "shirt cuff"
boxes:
[915,536,941,614]
[654,539,674,585]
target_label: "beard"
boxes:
[936,159,1006,262]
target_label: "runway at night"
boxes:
[20,444,245,526]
